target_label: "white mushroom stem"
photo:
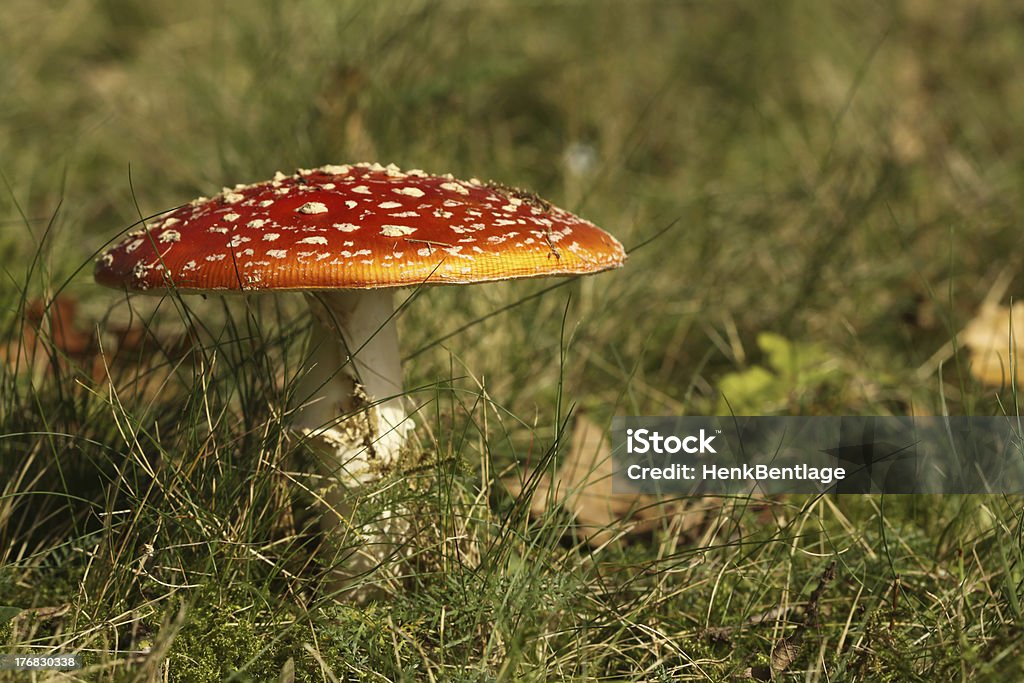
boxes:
[292,289,414,600]
[293,289,414,486]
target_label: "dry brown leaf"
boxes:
[962,302,1024,387]
[505,413,712,546]
[2,295,193,396]
[2,296,97,380]
[769,638,800,678]
[742,561,836,680]
[278,657,296,683]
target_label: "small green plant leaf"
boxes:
[0,606,22,626]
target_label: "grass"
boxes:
[2,0,1024,679]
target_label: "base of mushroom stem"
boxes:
[299,432,415,602]
[298,402,413,488]
[319,502,411,603]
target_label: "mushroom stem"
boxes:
[294,289,415,599]
[293,289,413,485]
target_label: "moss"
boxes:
[160,594,424,682]
[163,594,285,682]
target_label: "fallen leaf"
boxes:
[769,638,800,678]
[961,302,1024,387]
[2,295,193,396]
[278,657,295,683]
[743,561,837,681]
[505,413,711,546]
[2,296,96,379]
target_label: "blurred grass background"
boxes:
[2,0,1024,680]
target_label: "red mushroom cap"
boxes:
[94,163,626,292]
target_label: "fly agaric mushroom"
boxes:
[95,163,625,595]
[95,163,625,483]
